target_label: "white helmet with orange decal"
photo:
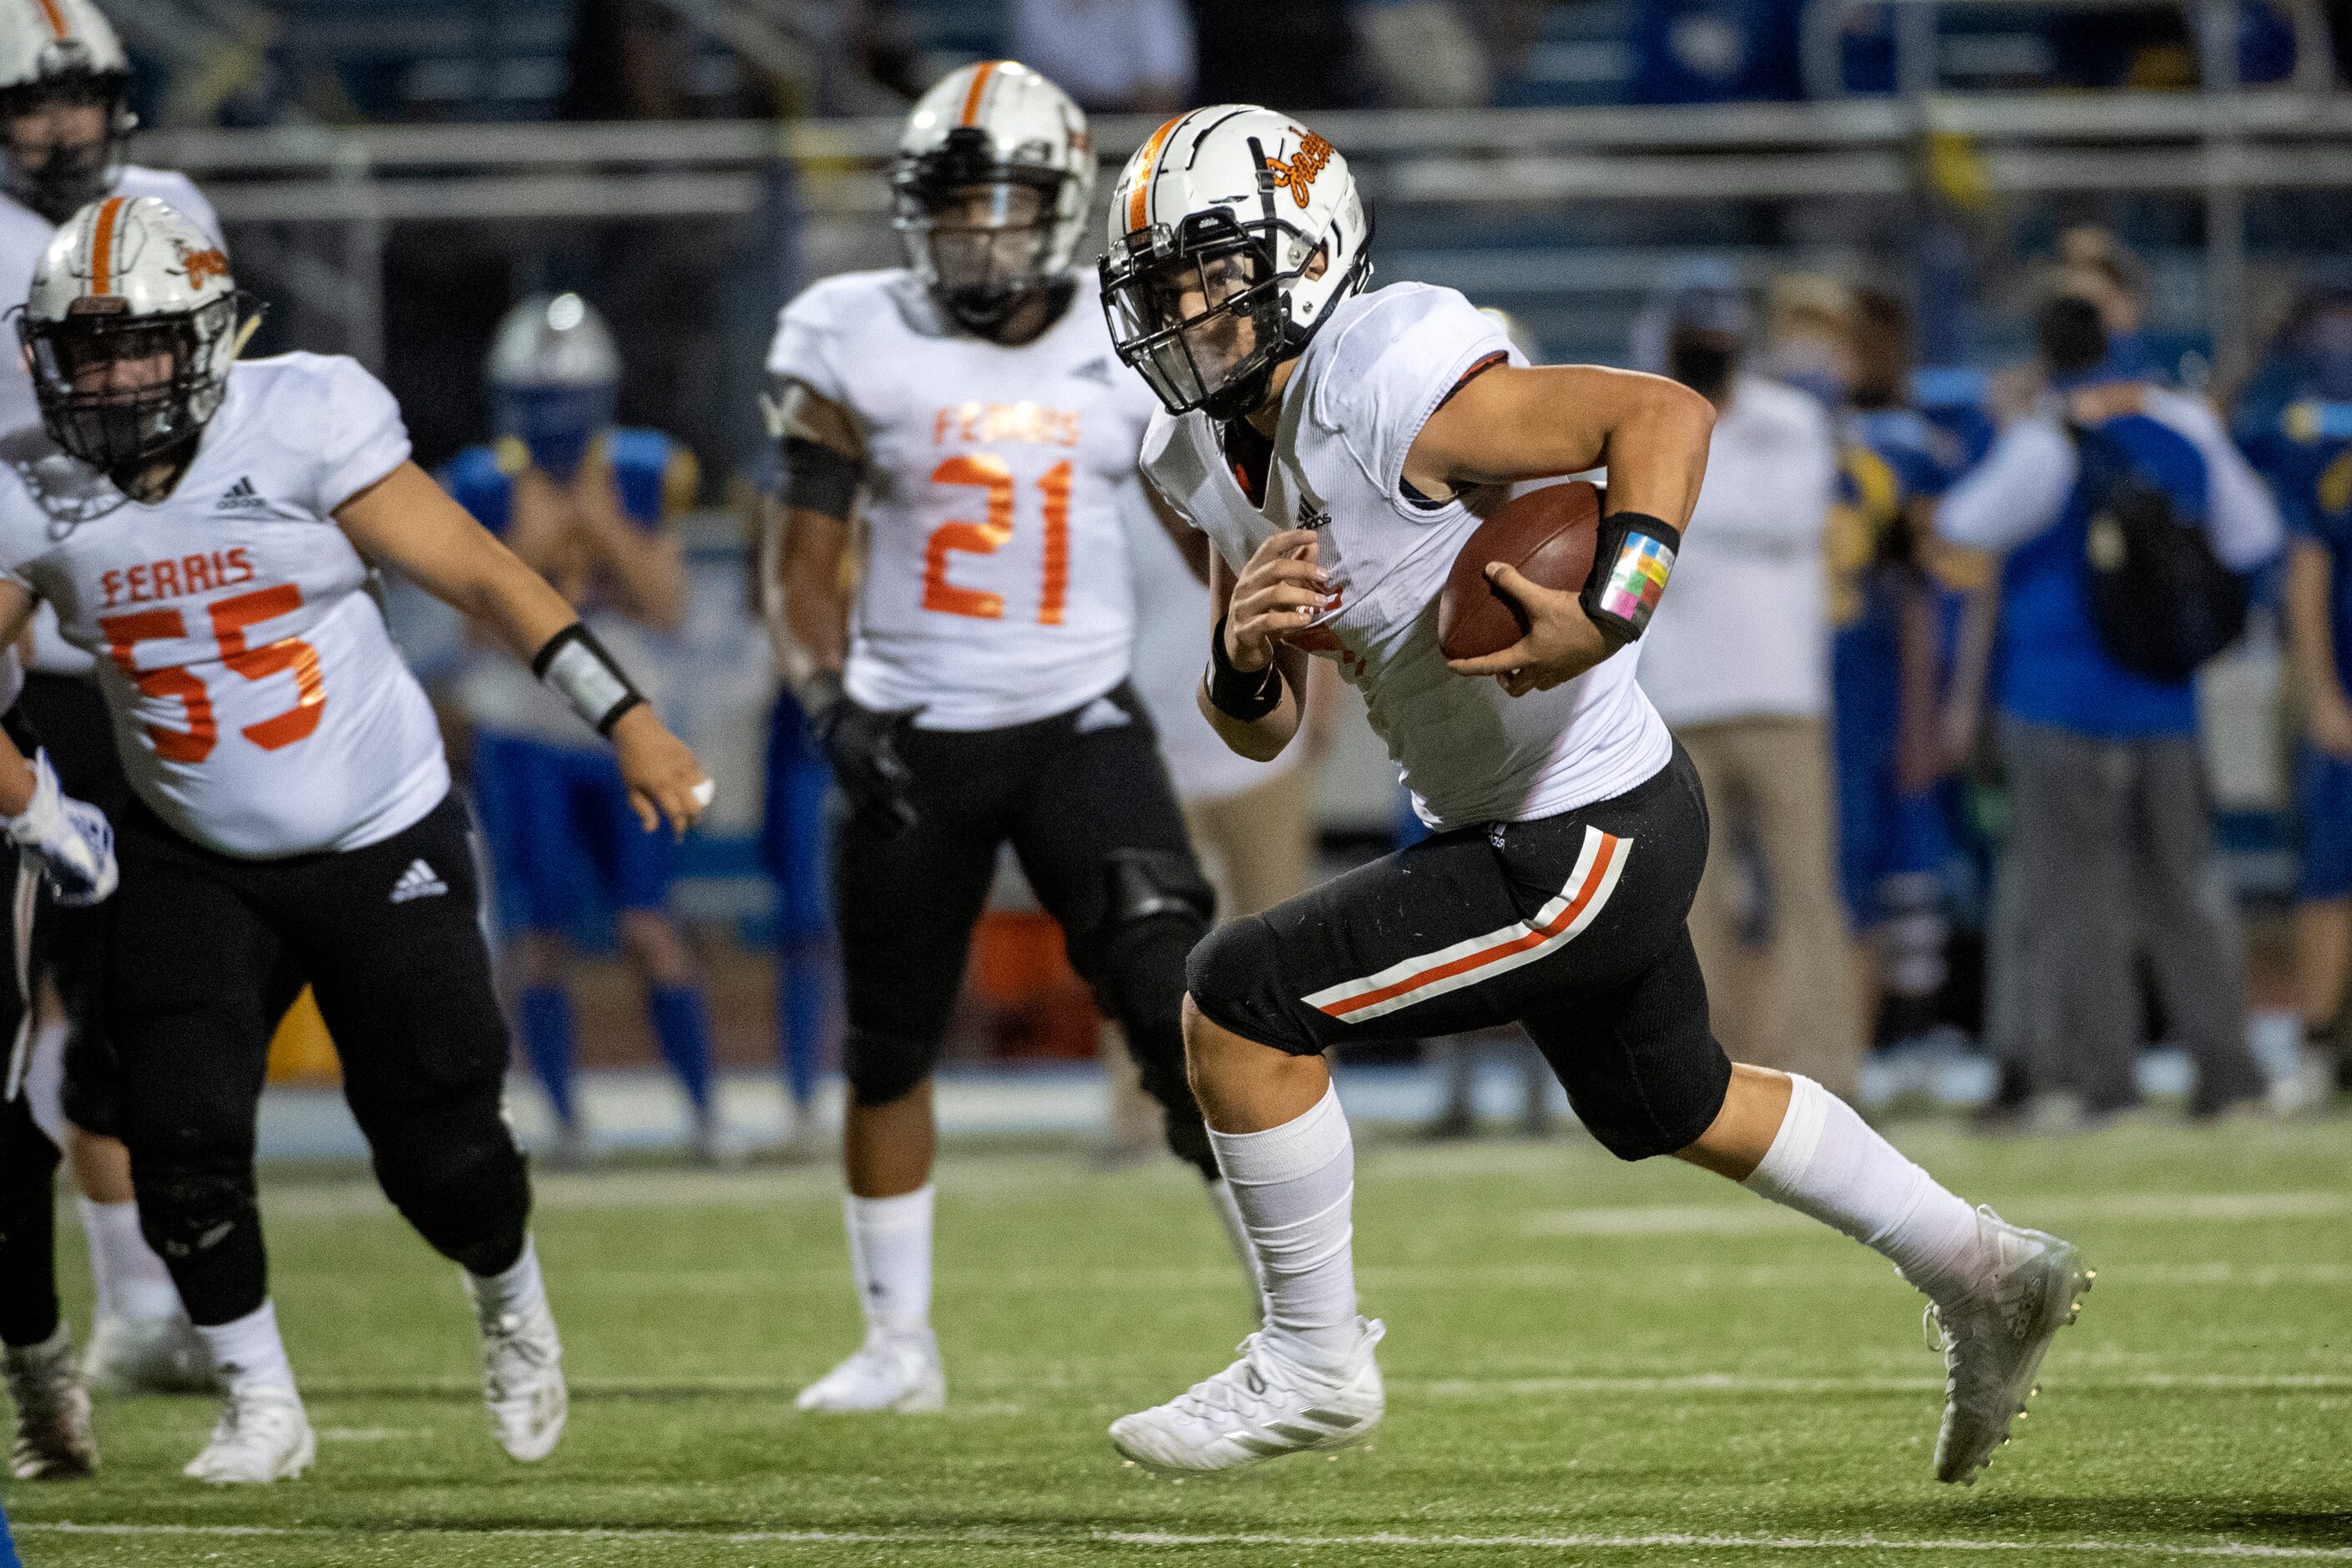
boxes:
[0,0,134,223]
[1100,105,1372,420]
[893,59,1094,336]
[17,194,249,471]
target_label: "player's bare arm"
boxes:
[760,377,918,836]
[1414,366,1713,695]
[1201,531,1317,761]
[335,460,713,837]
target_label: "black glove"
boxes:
[805,672,919,837]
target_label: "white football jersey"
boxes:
[0,353,450,857]
[0,166,222,677]
[1141,282,1672,830]
[766,268,1161,730]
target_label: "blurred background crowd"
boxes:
[114,0,2352,1158]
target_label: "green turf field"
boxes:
[8,1116,2350,1565]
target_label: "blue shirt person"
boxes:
[444,292,722,1164]
[2245,276,2352,1105]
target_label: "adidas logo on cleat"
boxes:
[389,858,448,903]
[215,476,267,512]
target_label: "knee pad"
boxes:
[135,1156,260,1265]
[1079,849,1212,1018]
[372,1094,531,1277]
[844,1028,937,1109]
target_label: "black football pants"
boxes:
[107,792,529,1326]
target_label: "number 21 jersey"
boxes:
[766,268,1161,730]
[0,352,450,857]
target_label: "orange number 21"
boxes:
[923,456,1073,625]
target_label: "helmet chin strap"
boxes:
[948,272,1075,345]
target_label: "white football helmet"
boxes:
[0,0,133,223]
[1100,105,1373,419]
[18,195,247,470]
[893,60,1093,335]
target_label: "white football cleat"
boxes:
[1927,1207,2094,1485]
[85,1312,219,1396]
[6,1326,96,1479]
[183,1384,314,1484]
[1109,1318,1385,1474]
[468,1284,568,1462]
[795,1328,945,1414]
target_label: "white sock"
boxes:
[195,1300,298,1398]
[1743,1074,1989,1306]
[1208,1084,1360,1368]
[846,1186,933,1338]
[78,1196,183,1323]
[467,1235,549,1325]
[1205,1176,1267,1302]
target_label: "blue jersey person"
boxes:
[446,293,721,1162]
[1822,291,1986,1044]
[2245,272,2352,1110]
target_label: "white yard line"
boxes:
[17,1522,2352,1559]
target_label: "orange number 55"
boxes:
[923,455,1074,625]
[99,583,326,764]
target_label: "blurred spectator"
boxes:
[1010,0,1194,113]
[1815,286,1986,1049]
[2046,225,2156,381]
[1634,262,1864,1098]
[1190,0,1363,109]
[2241,271,2352,1111]
[1937,293,2279,1126]
[1358,1,1492,109]
[562,0,693,120]
[446,294,726,1166]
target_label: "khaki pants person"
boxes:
[1677,715,1864,1100]
[1104,765,1316,1157]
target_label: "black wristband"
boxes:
[1205,615,1282,721]
[532,622,648,736]
[1580,511,1683,650]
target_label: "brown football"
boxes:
[1436,480,1603,662]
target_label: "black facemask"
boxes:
[1667,337,1737,402]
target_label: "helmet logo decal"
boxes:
[28,0,68,41]
[1265,133,1333,210]
[178,244,230,290]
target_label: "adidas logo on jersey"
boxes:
[1070,357,1115,387]
[215,476,267,512]
[389,859,448,903]
[1297,495,1332,530]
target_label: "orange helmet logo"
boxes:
[180,247,230,289]
[1265,133,1333,210]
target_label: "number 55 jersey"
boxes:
[766,268,1162,730]
[0,352,450,857]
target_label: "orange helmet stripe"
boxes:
[957,59,1000,128]
[1126,114,1184,235]
[29,0,67,41]
[88,195,123,296]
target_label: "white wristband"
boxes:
[533,624,644,736]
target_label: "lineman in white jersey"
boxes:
[765,61,1249,1414]
[0,196,713,1483]
[1098,106,2095,1485]
[0,0,220,1407]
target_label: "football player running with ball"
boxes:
[764,62,1251,1414]
[1098,108,2093,1482]
[0,198,711,1482]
